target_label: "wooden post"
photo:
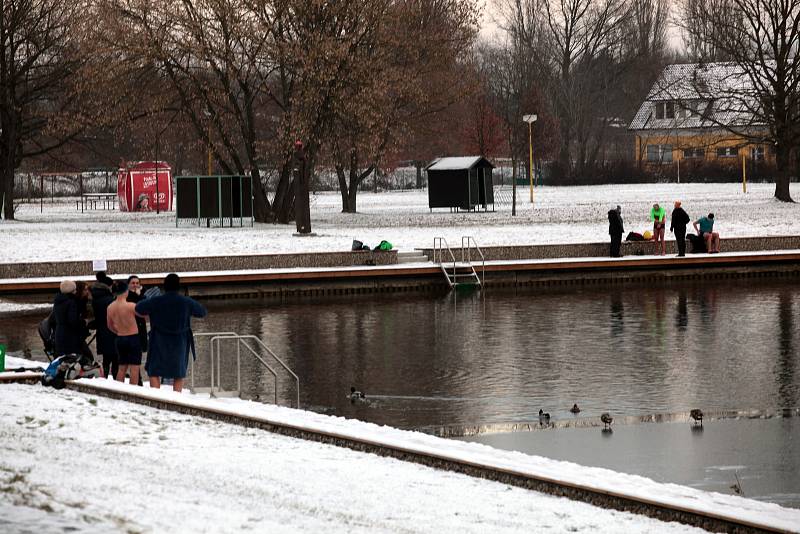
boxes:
[742,153,747,193]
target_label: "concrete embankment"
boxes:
[1,236,799,299]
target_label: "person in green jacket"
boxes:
[650,203,667,256]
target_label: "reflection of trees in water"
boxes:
[776,291,797,409]
[609,291,624,339]
[676,289,688,332]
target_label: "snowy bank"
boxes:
[0,383,711,534]
[2,183,799,264]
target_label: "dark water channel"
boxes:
[2,278,799,506]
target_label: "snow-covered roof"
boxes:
[630,62,763,131]
[426,156,493,171]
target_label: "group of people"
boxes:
[49,272,207,392]
[608,202,721,257]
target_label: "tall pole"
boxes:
[528,121,534,203]
[742,152,747,193]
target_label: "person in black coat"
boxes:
[608,205,624,258]
[125,275,148,353]
[91,274,118,379]
[670,201,691,257]
[52,280,85,356]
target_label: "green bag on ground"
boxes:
[0,343,6,372]
[378,240,393,251]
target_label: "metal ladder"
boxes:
[433,237,484,288]
[189,332,300,408]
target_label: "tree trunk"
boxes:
[1,166,14,220]
[250,167,273,222]
[273,159,295,224]
[415,163,423,189]
[336,164,352,212]
[774,144,794,202]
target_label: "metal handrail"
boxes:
[190,332,237,390]
[210,335,279,405]
[237,335,300,409]
[433,237,458,288]
[461,236,485,286]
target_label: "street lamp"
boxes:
[522,114,537,203]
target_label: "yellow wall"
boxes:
[635,133,774,164]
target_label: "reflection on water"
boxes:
[2,279,799,429]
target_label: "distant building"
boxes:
[629,62,774,167]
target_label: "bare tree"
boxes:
[0,0,92,219]
[677,0,800,201]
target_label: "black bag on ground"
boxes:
[352,239,364,251]
[687,233,707,253]
[626,232,645,242]
[41,353,103,389]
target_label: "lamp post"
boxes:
[522,114,537,203]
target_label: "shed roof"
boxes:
[426,156,494,171]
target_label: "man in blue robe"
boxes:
[135,273,207,392]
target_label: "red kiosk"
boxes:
[117,161,173,212]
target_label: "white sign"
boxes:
[92,259,107,272]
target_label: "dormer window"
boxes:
[654,101,675,120]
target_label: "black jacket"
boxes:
[52,293,86,356]
[126,290,149,352]
[90,283,117,356]
[670,207,691,232]
[608,209,624,235]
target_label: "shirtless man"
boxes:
[107,281,142,385]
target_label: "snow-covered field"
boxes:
[1,183,799,263]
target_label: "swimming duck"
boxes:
[570,403,581,414]
[600,412,613,429]
[690,409,703,426]
[538,409,551,424]
[349,387,366,402]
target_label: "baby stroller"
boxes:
[38,313,96,362]
[37,314,57,362]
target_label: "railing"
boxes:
[433,237,458,288]
[461,236,485,286]
[190,332,300,408]
[211,334,300,408]
[190,331,237,392]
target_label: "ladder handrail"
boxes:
[433,237,458,288]
[461,236,485,286]
[190,331,238,390]
[237,335,300,409]
[211,335,280,405]
[192,331,300,408]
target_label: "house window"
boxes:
[683,148,705,159]
[751,146,765,160]
[654,102,675,120]
[647,144,673,163]
[716,146,738,158]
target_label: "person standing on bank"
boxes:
[650,203,667,256]
[608,205,624,258]
[135,273,207,392]
[107,282,143,385]
[91,273,118,379]
[670,201,691,257]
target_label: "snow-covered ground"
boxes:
[0,383,706,534]
[2,183,798,263]
[2,356,799,533]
